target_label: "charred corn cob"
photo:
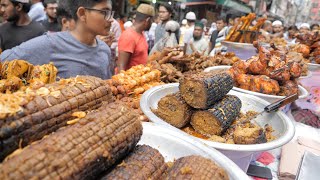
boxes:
[0,76,114,161]
[191,95,241,136]
[0,102,142,180]
[153,92,193,128]
[179,72,233,109]
[101,145,167,180]
[164,155,229,180]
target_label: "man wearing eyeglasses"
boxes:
[41,0,59,32]
[117,4,155,71]
[1,0,115,80]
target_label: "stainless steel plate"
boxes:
[140,83,295,157]
[139,122,250,180]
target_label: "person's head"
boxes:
[288,25,297,37]
[65,0,114,36]
[299,23,310,34]
[193,21,204,40]
[200,18,207,27]
[272,20,283,33]
[216,16,226,31]
[185,11,196,26]
[262,20,272,32]
[165,20,179,34]
[134,4,155,31]
[43,0,58,20]
[0,0,31,22]
[226,14,234,26]
[158,2,172,22]
[181,19,187,27]
[56,3,75,31]
[120,14,127,22]
[311,24,319,32]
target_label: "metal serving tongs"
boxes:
[235,93,299,127]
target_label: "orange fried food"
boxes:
[279,80,299,96]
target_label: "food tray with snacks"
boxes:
[204,65,308,103]
[138,122,250,180]
[140,83,295,169]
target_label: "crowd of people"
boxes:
[0,0,319,80]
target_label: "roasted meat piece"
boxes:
[233,125,267,144]
[180,72,233,109]
[279,80,299,96]
[0,102,142,179]
[191,95,241,136]
[153,92,193,128]
[164,155,229,180]
[101,145,167,180]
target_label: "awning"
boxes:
[216,0,252,13]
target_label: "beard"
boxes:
[193,35,201,41]
[7,13,19,22]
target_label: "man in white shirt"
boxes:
[28,0,46,22]
[186,21,208,55]
[183,11,196,54]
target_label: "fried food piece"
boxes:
[101,145,167,180]
[164,155,229,180]
[191,95,241,136]
[279,80,299,96]
[153,92,193,128]
[180,72,233,109]
[233,125,267,144]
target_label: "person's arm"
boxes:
[117,51,131,71]
[1,35,51,64]
[209,30,218,52]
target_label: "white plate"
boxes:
[308,63,320,71]
[139,122,250,179]
[232,85,308,103]
[204,65,231,73]
[140,83,295,161]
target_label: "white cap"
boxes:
[165,21,180,32]
[182,19,187,25]
[272,20,282,26]
[12,0,29,3]
[186,12,196,21]
[300,23,310,30]
[124,21,133,30]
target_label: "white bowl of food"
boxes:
[139,122,250,179]
[140,83,295,171]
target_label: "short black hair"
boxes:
[43,0,57,8]
[65,0,107,21]
[288,25,298,31]
[135,12,151,22]
[216,16,226,23]
[57,6,73,25]
[158,2,173,14]
[10,0,31,13]
[311,24,319,30]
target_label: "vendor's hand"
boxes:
[97,33,116,47]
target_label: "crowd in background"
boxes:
[0,0,319,78]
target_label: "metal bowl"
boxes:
[140,83,295,170]
[139,122,250,179]
[204,65,309,103]
[221,41,257,60]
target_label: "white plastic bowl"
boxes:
[204,66,309,103]
[140,83,295,171]
[139,122,250,179]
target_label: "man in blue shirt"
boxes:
[1,0,114,79]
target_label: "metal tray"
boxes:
[204,65,309,103]
[138,122,250,180]
[221,41,257,60]
[140,83,295,160]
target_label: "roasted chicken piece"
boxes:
[1,60,32,79]
[228,60,249,79]
[29,63,58,84]
[235,74,280,95]
[290,44,310,58]
[279,80,299,96]
[247,46,271,75]
[0,76,23,93]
